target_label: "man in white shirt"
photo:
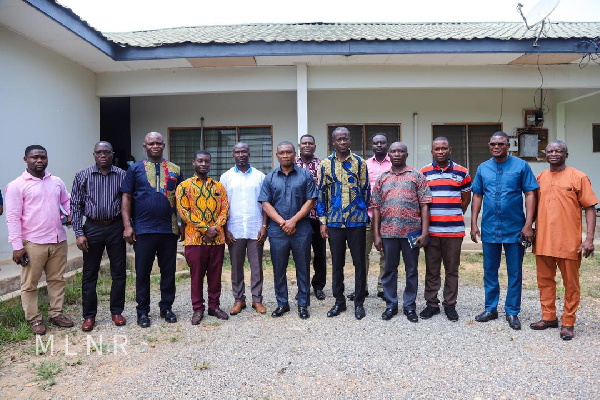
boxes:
[220,143,268,315]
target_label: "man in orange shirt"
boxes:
[531,140,597,340]
[176,150,230,325]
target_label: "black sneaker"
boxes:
[419,305,440,319]
[444,306,459,322]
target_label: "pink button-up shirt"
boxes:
[5,170,71,250]
[367,154,392,219]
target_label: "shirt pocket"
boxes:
[503,172,521,193]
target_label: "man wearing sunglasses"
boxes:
[471,131,538,330]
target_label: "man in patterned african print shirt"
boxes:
[175,150,230,325]
[317,127,370,320]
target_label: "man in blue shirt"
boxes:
[259,141,317,319]
[471,131,538,330]
[121,132,183,328]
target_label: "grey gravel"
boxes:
[12,270,600,399]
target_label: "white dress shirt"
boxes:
[220,165,265,240]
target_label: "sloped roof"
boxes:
[105,22,600,48]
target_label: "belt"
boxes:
[88,217,121,226]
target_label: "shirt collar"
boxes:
[370,154,391,164]
[22,170,50,180]
[234,164,253,173]
[91,164,119,174]
[295,156,318,164]
[390,165,414,175]
[431,159,454,171]
[332,151,355,162]
[276,165,299,175]
[193,175,213,184]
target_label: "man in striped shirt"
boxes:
[71,141,127,332]
[420,137,471,322]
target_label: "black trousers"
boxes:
[328,226,367,306]
[309,219,327,291]
[81,220,127,319]
[134,233,178,316]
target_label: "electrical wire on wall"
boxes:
[578,37,600,69]
[497,88,504,123]
[534,52,550,117]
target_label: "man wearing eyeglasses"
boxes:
[471,131,538,330]
[531,140,597,340]
[121,132,183,328]
[71,141,127,332]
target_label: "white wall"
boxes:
[130,91,297,165]
[0,26,99,260]
[564,93,600,191]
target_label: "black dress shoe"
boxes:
[506,315,521,330]
[475,310,498,322]
[314,289,326,300]
[377,291,387,301]
[355,306,366,320]
[381,307,398,320]
[137,314,151,328]
[160,309,177,323]
[346,291,369,301]
[419,305,440,319]
[271,304,290,318]
[298,306,310,319]
[327,304,347,318]
[404,309,419,323]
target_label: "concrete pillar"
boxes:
[296,63,308,142]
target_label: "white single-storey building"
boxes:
[1,0,599,259]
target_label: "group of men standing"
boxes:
[4,127,596,341]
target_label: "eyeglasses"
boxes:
[488,142,508,147]
[94,150,113,155]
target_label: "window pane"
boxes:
[239,127,273,175]
[364,125,401,159]
[170,129,202,180]
[327,125,364,157]
[432,125,467,168]
[205,128,236,179]
[468,124,501,177]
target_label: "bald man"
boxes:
[121,132,183,328]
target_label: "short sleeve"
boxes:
[471,167,483,195]
[416,172,433,204]
[461,172,472,192]
[521,163,540,193]
[578,174,599,208]
[257,174,272,203]
[121,164,136,194]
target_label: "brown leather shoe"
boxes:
[81,317,95,332]
[191,310,204,325]
[49,314,74,328]
[560,325,574,340]
[230,302,247,315]
[29,320,46,335]
[208,307,229,320]
[252,302,267,314]
[111,314,127,326]
[529,319,559,330]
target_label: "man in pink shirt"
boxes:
[5,145,74,335]
[348,133,392,301]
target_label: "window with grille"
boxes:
[432,123,502,177]
[169,126,273,179]
[326,124,401,159]
[594,124,600,153]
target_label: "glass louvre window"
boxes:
[169,126,273,180]
[327,124,401,159]
[432,123,502,177]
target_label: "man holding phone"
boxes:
[5,145,74,335]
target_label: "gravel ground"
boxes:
[2,269,599,399]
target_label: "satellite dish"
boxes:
[516,0,560,46]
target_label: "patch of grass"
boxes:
[65,358,82,367]
[31,360,62,387]
[0,301,34,348]
[193,361,210,370]
[202,321,221,327]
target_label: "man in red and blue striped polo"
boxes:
[419,137,471,322]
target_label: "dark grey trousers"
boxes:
[382,238,420,311]
[228,239,264,303]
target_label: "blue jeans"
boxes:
[269,233,312,307]
[482,242,525,316]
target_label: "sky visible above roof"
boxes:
[57,0,600,33]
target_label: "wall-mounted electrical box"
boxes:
[515,127,548,160]
[523,109,544,128]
